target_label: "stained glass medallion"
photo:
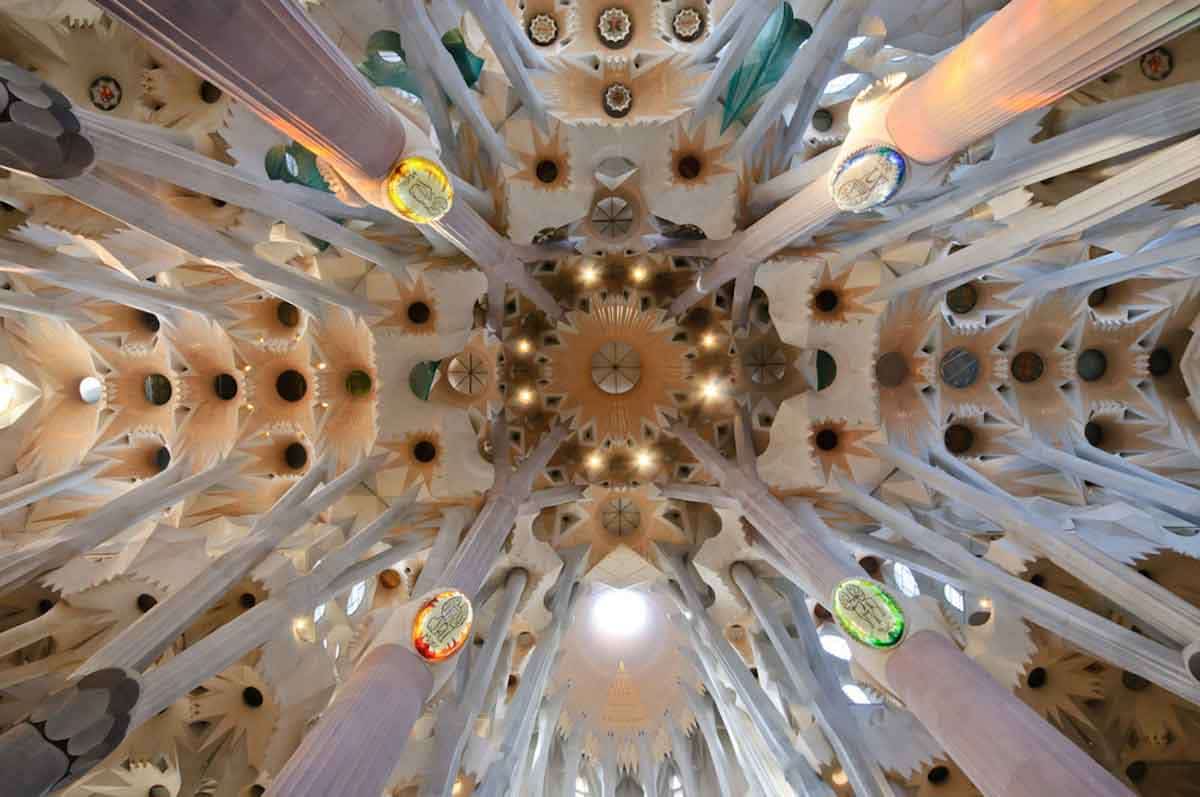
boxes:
[832,578,906,649]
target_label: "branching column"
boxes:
[668,422,1134,797]
[267,426,570,797]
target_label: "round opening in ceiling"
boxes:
[413,440,437,463]
[535,159,559,184]
[276,300,301,328]
[945,283,977,314]
[79,376,103,404]
[276,370,308,402]
[284,442,308,470]
[214,373,239,400]
[408,301,432,325]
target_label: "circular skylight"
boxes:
[591,588,648,638]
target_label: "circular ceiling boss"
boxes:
[387,155,453,224]
[412,589,473,662]
[831,578,906,649]
[591,341,642,394]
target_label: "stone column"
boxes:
[888,631,1132,796]
[886,0,1200,164]
[93,0,407,191]
[732,563,894,797]
[265,645,433,797]
[422,568,529,797]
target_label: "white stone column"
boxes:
[422,568,529,797]
[93,0,409,190]
[732,563,894,797]
[886,0,1200,165]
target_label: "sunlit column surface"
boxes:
[887,0,1200,164]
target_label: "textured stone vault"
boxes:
[0,1,1198,797]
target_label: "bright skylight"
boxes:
[591,588,649,638]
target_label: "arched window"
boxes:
[943,584,965,612]
[892,562,920,597]
[575,775,591,796]
[346,581,367,615]
[669,774,684,796]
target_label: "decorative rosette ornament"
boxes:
[387,155,454,223]
[412,589,474,662]
[831,577,906,649]
[672,8,703,42]
[598,7,633,47]
[829,145,907,212]
[603,83,633,118]
[528,13,559,46]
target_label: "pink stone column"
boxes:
[94,0,407,183]
[888,0,1200,163]
[887,631,1133,797]
[265,644,434,797]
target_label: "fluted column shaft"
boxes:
[264,645,433,797]
[888,631,1131,796]
[94,0,406,184]
[888,0,1200,164]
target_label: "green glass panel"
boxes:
[441,29,484,88]
[721,3,813,132]
[358,28,484,98]
[264,142,332,193]
[816,349,836,391]
[409,360,441,401]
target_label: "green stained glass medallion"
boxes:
[721,2,813,132]
[832,578,906,649]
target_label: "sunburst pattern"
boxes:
[542,297,690,444]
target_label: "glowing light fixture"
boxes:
[631,265,648,283]
[581,266,599,285]
[517,339,533,354]
[591,588,648,637]
[634,450,654,470]
[701,332,718,349]
[517,388,535,405]
[701,378,723,400]
[587,452,604,469]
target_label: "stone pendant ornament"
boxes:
[831,578,906,649]
[386,155,453,224]
[412,589,473,662]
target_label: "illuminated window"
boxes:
[842,684,873,705]
[575,776,590,796]
[892,563,920,597]
[944,584,965,612]
[670,774,683,796]
[820,633,852,661]
[346,581,367,615]
[312,603,326,623]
